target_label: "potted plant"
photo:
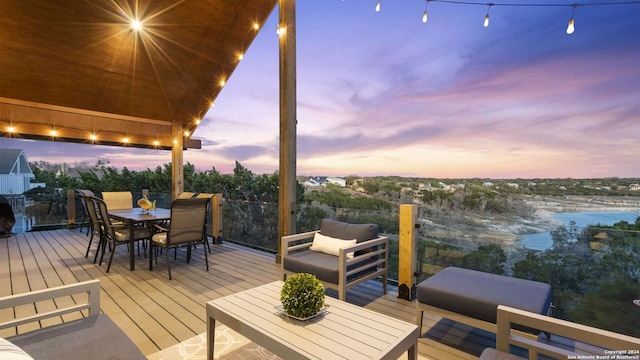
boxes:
[280,273,325,319]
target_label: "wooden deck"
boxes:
[1,228,497,359]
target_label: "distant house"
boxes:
[302,176,346,188]
[0,149,36,194]
[302,177,323,187]
[0,149,37,232]
[482,182,494,187]
[629,184,640,191]
[326,177,346,187]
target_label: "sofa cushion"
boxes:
[320,219,379,257]
[310,232,356,258]
[320,218,378,242]
[284,251,378,285]
[0,338,33,360]
[284,251,340,284]
[8,314,146,360]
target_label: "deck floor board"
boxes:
[2,228,517,359]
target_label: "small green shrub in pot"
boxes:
[280,273,325,318]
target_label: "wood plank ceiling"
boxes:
[0,0,277,150]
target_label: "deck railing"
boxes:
[9,191,640,339]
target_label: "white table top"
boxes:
[206,281,418,360]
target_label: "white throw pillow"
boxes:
[310,232,357,258]
[0,338,34,360]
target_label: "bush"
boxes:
[280,273,325,318]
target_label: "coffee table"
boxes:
[206,281,418,360]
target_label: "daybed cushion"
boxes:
[8,314,146,360]
[417,267,552,324]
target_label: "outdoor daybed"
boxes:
[281,218,389,301]
[416,267,552,337]
[0,280,146,360]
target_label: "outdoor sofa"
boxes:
[281,218,389,301]
[480,305,640,359]
[0,280,146,360]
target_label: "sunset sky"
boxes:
[4,1,640,179]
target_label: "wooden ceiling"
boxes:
[0,0,277,149]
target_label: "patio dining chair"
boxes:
[149,198,210,280]
[77,194,102,260]
[94,197,152,273]
[75,189,95,235]
[101,191,133,210]
[177,192,196,199]
[195,193,217,253]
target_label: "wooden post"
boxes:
[211,193,223,244]
[171,124,184,201]
[277,0,297,264]
[67,189,76,229]
[398,204,418,300]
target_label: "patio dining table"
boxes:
[108,208,171,271]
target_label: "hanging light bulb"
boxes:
[483,3,493,28]
[566,18,575,34]
[131,19,142,31]
[566,4,577,34]
[422,0,429,23]
[375,0,381,12]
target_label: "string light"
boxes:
[381,0,640,33]
[484,3,493,27]
[2,122,179,148]
[567,4,577,34]
[422,0,430,23]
